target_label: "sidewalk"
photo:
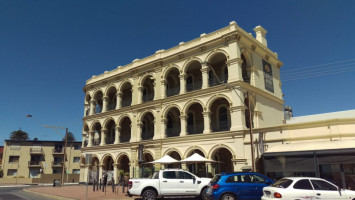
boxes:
[25,185,135,200]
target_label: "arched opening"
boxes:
[186,103,204,134]
[212,147,233,174]
[103,156,114,183]
[92,123,102,146]
[167,151,181,169]
[208,53,228,86]
[94,91,103,114]
[142,76,154,102]
[121,82,132,107]
[83,125,89,147]
[85,95,91,116]
[141,153,154,178]
[187,149,206,177]
[105,120,115,145]
[120,117,131,143]
[165,107,181,137]
[141,112,154,140]
[89,157,100,183]
[118,155,130,175]
[185,61,202,92]
[166,68,180,97]
[107,87,117,111]
[210,98,231,132]
[241,54,251,83]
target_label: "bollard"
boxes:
[112,178,115,192]
[99,179,102,190]
[93,180,95,191]
[96,179,98,191]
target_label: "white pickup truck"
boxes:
[128,168,211,200]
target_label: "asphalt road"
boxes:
[0,186,53,200]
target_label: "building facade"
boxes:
[80,21,285,183]
[1,140,81,183]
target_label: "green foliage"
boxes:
[124,172,129,176]
[0,169,3,178]
[63,132,76,142]
[119,169,124,176]
[143,168,153,178]
[10,130,29,141]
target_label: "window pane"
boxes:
[163,171,176,179]
[179,172,193,179]
[311,180,337,191]
[294,179,313,190]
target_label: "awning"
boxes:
[264,140,355,154]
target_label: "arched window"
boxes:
[218,107,228,131]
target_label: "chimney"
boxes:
[284,105,293,121]
[253,26,268,47]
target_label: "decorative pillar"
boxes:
[153,81,158,101]
[137,86,143,104]
[179,74,186,94]
[116,92,122,110]
[102,96,108,112]
[88,131,94,147]
[201,64,210,89]
[153,120,159,140]
[89,100,96,115]
[203,112,211,134]
[253,111,262,128]
[161,80,167,99]
[227,39,243,82]
[100,129,106,146]
[114,126,120,144]
[113,163,119,185]
[99,164,104,181]
[250,66,258,86]
[83,104,89,116]
[81,133,86,148]
[180,115,187,136]
[160,118,167,139]
[229,106,246,130]
[136,123,143,142]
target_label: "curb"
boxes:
[23,188,77,200]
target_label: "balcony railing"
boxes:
[53,148,64,154]
[166,127,181,137]
[52,161,63,167]
[166,87,180,97]
[142,93,154,102]
[187,123,204,135]
[28,161,42,167]
[107,103,116,111]
[142,130,154,140]
[186,81,202,92]
[209,77,227,87]
[121,99,132,107]
[30,148,44,154]
[93,139,100,146]
[211,121,230,132]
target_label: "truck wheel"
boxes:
[142,189,157,200]
[221,194,237,200]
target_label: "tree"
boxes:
[10,130,29,141]
[63,131,76,142]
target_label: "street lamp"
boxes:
[26,115,69,186]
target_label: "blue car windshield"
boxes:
[211,175,221,183]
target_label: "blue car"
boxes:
[206,172,274,200]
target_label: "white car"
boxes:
[261,177,355,200]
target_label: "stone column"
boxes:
[161,80,167,98]
[179,74,186,94]
[88,131,94,147]
[227,40,243,82]
[201,64,210,89]
[113,163,119,185]
[250,66,258,87]
[81,133,86,148]
[137,86,143,104]
[83,104,89,117]
[136,123,142,142]
[99,164,104,182]
[116,92,122,110]
[153,120,159,140]
[153,81,157,101]
[100,129,106,146]
[89,100,96,115]
[180,115,187,136]
[102,96,108,112]
[229,106,246,131]
[203,112,211,134]
[160,118,167,139]
[114,126,120,144]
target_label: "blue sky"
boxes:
[1,0,354,144]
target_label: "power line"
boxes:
[282,58,355,72]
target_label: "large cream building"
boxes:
[80,21,285,183]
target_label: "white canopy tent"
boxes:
[179,153,218,177]
[149,155,179,164]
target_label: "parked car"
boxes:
[128,168,211,200]
[206,172,274,200]
[261,177,355,200]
